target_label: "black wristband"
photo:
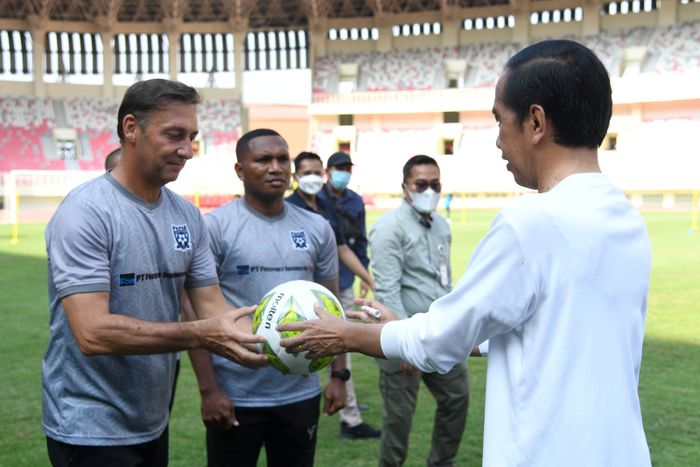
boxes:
[330,369,351,382]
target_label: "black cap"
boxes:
[327,151,353,167]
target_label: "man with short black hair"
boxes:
[280,40,653,466]
[187,129,348,467]
[43,79,266,467]
[370,155,469,466]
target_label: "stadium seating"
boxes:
[313,20,700,93]
[0,125,65,172]
[0,96,241,176]
[198,99,241,134]
[646,21,700,73]
[0,96,55,128]
[64,97,118,132]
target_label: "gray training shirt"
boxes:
[42,173,217,445]
[205,198,338,407]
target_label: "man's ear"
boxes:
[122,114,139,144]
[234,162,244,181]
[402,183,412,202]
[529,104,547,145]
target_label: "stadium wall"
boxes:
[2,6,700,221]
[247,104,310,157]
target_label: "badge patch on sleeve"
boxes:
[172,224,192,251]
[290,230,309,250]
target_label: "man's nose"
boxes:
[177,141,194,159]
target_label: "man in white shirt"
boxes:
[279,40,653,467]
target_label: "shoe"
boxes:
[340,421,381,440]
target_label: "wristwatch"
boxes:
[330,368,351,382]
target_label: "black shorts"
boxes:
[207,394,321,467]
[46,427,168,467]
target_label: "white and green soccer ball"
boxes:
[252,280,345,376]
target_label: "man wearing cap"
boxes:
[318,151,380,440]
[287,151,375,291]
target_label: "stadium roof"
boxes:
[0,0,514,29]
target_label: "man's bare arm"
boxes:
[63,287,266,368]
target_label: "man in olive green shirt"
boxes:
[369,155,469,467]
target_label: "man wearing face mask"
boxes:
[287,152,375,291]
[368,155,469,467]
[317,151,381,440]
[287,152,381,440]
[286,152,344,244]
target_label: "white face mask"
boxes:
[409,188,440,214]
[297,174,324,195]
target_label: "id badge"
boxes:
[439,262,449,288]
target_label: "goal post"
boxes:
[691,190,699,234]
[1,161,241,241]
[2,170,102,241]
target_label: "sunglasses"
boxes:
[406,180,441,193]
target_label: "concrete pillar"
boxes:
[375,16,393,53]
[232,29,246,100]
[100,31,113,98]
[308,20,327,65]
[657,0,678,26]
[582,3,601,36]
[163,18,180,81]
[229,22,248,132]
[441,8,460,48]
[27,15,46,97]
[512,11,530,43]
[94,16,115,98]
[167,31,179,81]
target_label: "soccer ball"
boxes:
[252,280,345,376]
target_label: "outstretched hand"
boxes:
[279,301,388,359]
[279,304,350,358]
[204,306,268,368]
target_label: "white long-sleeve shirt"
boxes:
[381,173,652,467]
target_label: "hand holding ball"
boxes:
[252,280,345,376]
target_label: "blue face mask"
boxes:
[330,170,351,191]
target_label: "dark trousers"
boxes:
[46,427,168,467]
[378,362,469,467]
[206,394,321,467]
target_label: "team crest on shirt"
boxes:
[172,224,192,251]
[290,230,309,250]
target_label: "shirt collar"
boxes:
[400,198,432,227]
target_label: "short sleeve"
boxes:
[203,212,223,273]
[46,201,111,299]
[185,210,218,288]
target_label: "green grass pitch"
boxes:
[0,210,698,466]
